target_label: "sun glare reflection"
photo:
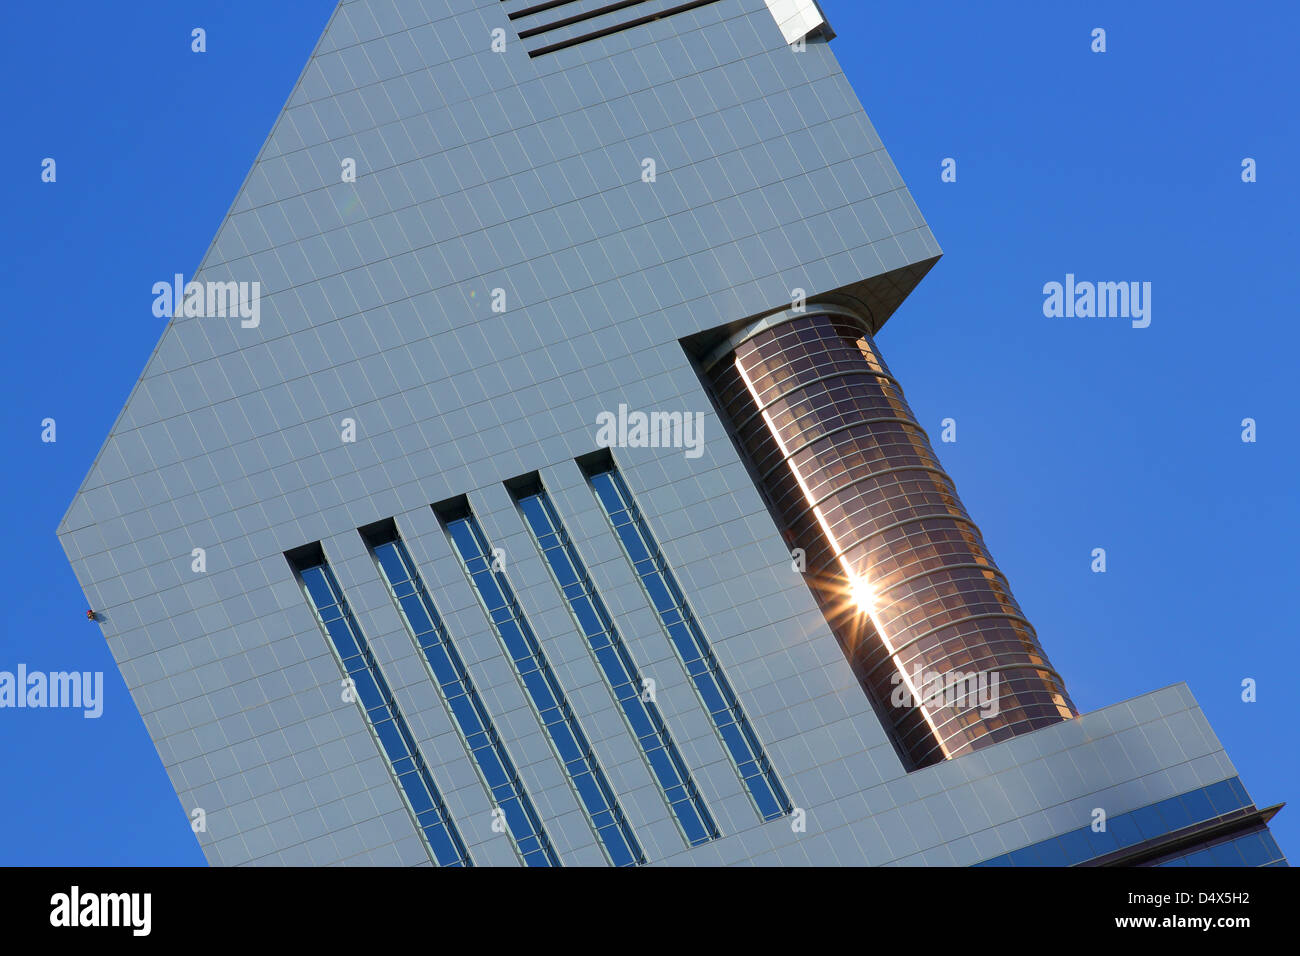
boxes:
[849,575,875,613]
[733,353,950,758]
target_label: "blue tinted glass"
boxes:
[1129,805,1171,842]
[517,487,718,848]
[1026,840,1065,866]
[1055,827,1096,866]
[1208,841,1245,866]
[1204,780,1242,815]
[300,567,337,609]
[444,510,644,866]
[295,557,470,867]
[1258,833,1286,863]
[973,778,1287,868]
[1155,794,1194,832]
[1083,822,1120,857]
[370,535,558,867]
[586,463,791,823]
[1231,834,1273,866]
[1107,812,1144,850]
[1005,846,1038,867]
[1226,777,1251,809]
[1179,787,1215,826]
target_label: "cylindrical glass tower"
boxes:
[702,304,1076,769]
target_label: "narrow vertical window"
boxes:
[511,477,719,847]
[580,457,793,822]
[362,521,559,867]
[286,544,471,867]
[435,499,645,867]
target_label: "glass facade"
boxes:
[440,503,645,866]
[975,776,1287,867]
[292,553,471,867]
[702,306,1075,769]
[367,527,559,866]
[1152,828,1288,867]
[584,460,792,822]
[513,479,719,847]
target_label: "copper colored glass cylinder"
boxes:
[703,306,1076,769]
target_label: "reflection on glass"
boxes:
[295,556,471,866]
[369,529,558,866]
[585,462,792,821]
[441,506,644,866]
[514,481,718,847]
[705,309,1076,769]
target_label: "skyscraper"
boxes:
[58,0,1285,866]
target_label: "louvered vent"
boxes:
[500,0,729,58]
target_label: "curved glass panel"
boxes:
[704,309,1076,769]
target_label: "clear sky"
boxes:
[1,0,1295,865]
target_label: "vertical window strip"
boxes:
[295,558,471,867]
[586,465,793,822]
[369,533,560,867]
[515,485,720,847]
[441,509,646,867]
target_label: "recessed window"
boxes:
[286,544,471,867]
[511,476,719,847]
[362,521,559,867]
[435,499,645,866]
[579,456,792,822]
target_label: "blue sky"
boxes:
[1,0,1295,865]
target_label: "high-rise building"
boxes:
[59,0,1285,866]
